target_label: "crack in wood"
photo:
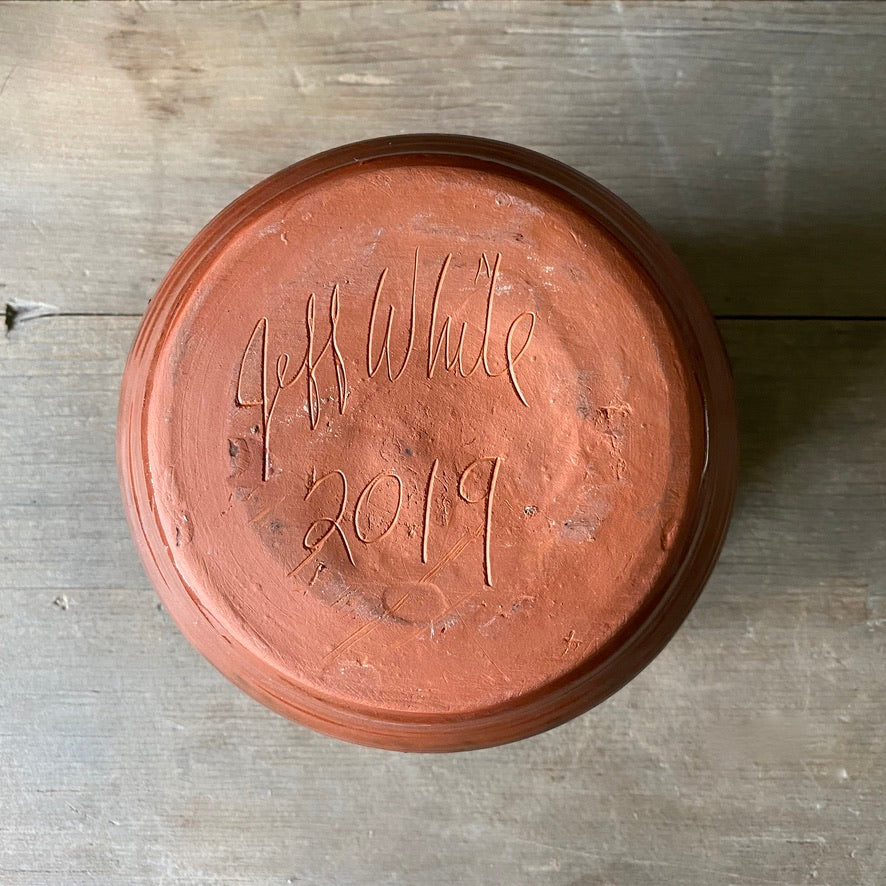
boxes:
[4,301,142,334]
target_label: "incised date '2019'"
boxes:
[234,251,536,588]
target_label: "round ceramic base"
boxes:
[118,135,737,751]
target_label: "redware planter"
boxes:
[118,135,738,751]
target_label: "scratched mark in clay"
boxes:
[366,248,419,382]
[236,285,348,481]
[457,456,503,588]
[426,252,535,407]
[311,453,505,663]
[288,455,504,589]
[236,251,537,481]
[562,630,583,656]
[421,458,439,564]
[353,472,403,544]
[322,523,485,665]
[232,250,535,661]
[474,251,493,283]
[288,469,354,577]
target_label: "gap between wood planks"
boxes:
[3,300,141,334]
[5,298,886,336]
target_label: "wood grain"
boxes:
[1,1,885,318]
[2,2,885,884]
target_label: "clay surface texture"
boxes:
[119,138,735,750]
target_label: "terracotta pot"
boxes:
[118,135,738,751]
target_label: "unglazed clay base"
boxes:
[118,136,737,751]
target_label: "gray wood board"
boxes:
[1,313,883,885]
[2,1,885,318]
[3,1,886,884]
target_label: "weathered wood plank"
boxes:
[1,313,883,884]
[3,2,885,883]
[1,1,884,318]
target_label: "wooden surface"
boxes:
[1,2,884,884]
